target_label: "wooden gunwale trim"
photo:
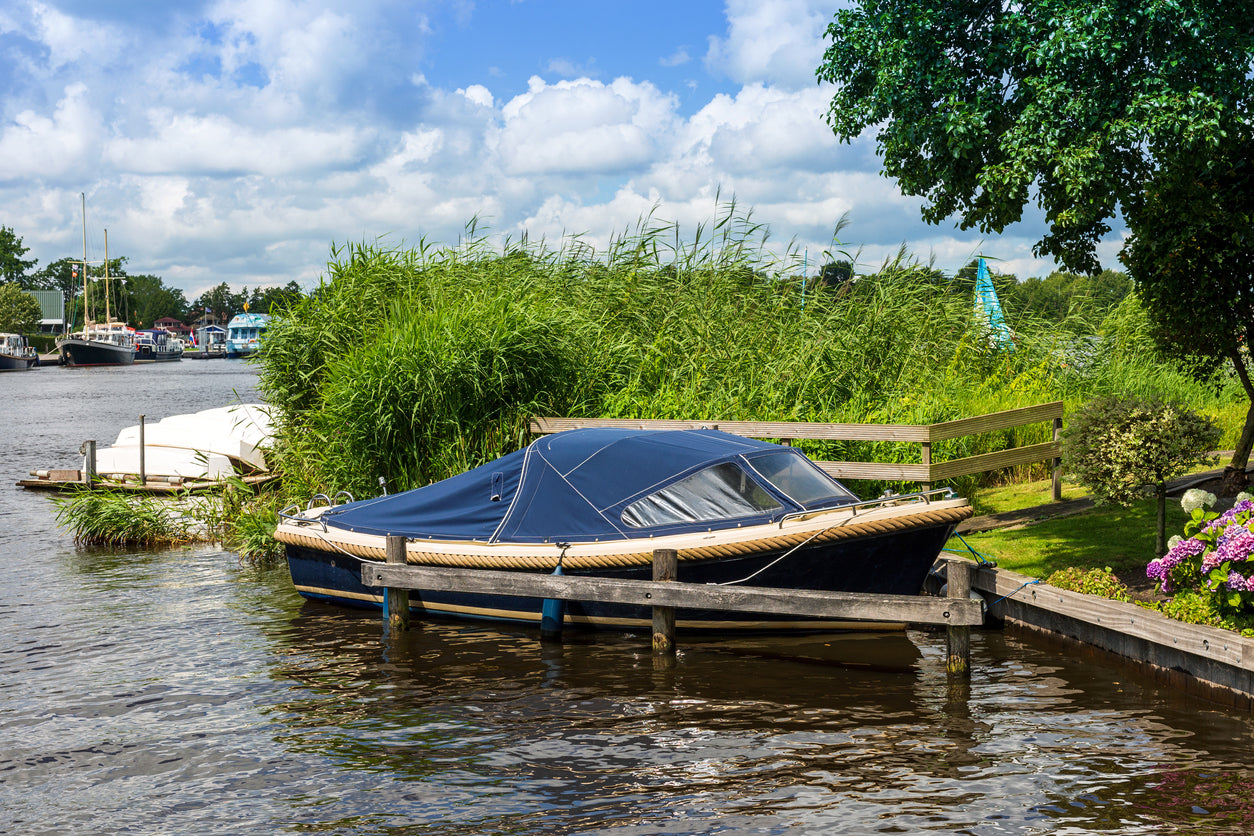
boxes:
[275,504,972,572]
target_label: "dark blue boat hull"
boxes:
[285,519,959,632]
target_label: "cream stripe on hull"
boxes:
[276,499,972,572]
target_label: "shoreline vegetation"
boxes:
[55,208,1253,630]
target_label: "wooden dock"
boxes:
[363,538,984,676]
[17,470,278,494]
[940,560,1254,708]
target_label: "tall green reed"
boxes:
[258,207,1237,501]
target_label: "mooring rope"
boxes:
[274,504,973,572]
[988,578,1041,606]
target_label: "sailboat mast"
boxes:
[80,192,90,329]
[104,229,111,325]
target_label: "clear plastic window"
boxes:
[621,463,782,528]
[747,451,855,506]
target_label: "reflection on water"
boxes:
[4,363,1254,834]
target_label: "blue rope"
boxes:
[989,578,1042,607]
[942,531,998,567]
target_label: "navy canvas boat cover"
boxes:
[321,428,857,544]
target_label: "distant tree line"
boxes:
[0,224,304,330]
[809,257,1130,323]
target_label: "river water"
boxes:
[3,361,1254,835]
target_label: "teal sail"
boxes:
[973,257,1013,349]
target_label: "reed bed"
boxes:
[257,207,1245,504]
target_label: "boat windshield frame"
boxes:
[742,449,859,510]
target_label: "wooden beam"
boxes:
[814,461,931,481]
[928,401,1064,442]
[927,440,1061,482]
[529,417,931,442]
[384,535,410,633]
[362,564,984,626]
[946,559,972,676]
[652,549,677,655]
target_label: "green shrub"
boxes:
[1063,395,1220,554]
[1045,566,1133,602]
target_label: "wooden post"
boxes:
[1051,416,1063,501]
[540,563,566,641]
[82,439,96,488]
[946,559,972,677]
[384,534,410,633]
[652,548,677,655]
[138,415,146,485]
[921,440,932,492]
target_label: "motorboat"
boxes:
[276,428,972,632]
[134,328,184,362]
[0,333,38,371]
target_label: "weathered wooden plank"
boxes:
[928,401,1063,442]
[927,441,1062,482]
[815,461,931,481]
[529,417,931,442]
[972,566,1251,668]
[363,564,984,626]
[719,421,929,442]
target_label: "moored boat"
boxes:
[0,333,38,371]
[134,328,184,362]
[225,312,269,357]
[59,321,137,366]
[276,428,972,632]
[55,195,136,367]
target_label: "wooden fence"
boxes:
[531,401,1064,500]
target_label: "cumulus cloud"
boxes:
[0,83,103,181]
[0,0,1099,298]
[705,0,832,90]
[494,76,679,176]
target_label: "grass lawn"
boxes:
[948,472,1217,587]
[949,498,1188,585]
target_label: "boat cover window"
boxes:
[621,462,782,528]
[748,450,856,506]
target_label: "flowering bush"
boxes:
[1147,490,1254,613]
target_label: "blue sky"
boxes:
[0,0,1125,300]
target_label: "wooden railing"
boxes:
[530,401,1065,500]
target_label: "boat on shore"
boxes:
[20,403,275,492]
[0,333,38,371]
[276,428,972,633]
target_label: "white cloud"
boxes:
[0,84,103,180]
[706,0,831,90]
[494,76,679,176]
[105,111,369,176]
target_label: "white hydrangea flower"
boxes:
[1167,535,1183,550]
[1238,491,1254,504]
[1181,489,1217,513]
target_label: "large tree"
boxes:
[0,227,37,286]
[817,1,1254,490]
[0,283,41,335]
